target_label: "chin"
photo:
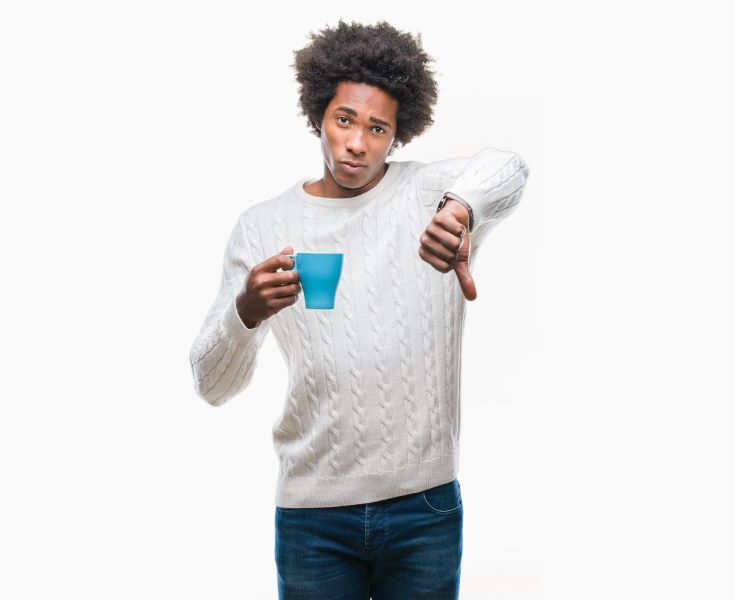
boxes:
[333,172,362,189]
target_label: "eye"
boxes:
[337,116,350,125]
[373,126,386,134]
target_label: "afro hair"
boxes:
[291,19,439,154]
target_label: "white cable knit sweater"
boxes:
[189,147,530,508]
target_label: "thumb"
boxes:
[281,246,294,254]
[453,261,477,301]
[453,232,477,301]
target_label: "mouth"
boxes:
[339,161,367,174]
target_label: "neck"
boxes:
[308,163,388,198]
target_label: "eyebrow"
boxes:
[333,106,393,130]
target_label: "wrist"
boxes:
[236,294,260,329]
[239,310,261,329]
[437,193,474,232]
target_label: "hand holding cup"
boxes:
[236,246,301,328]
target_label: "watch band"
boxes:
[437,192,474,232]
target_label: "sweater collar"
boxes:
[294,161,403,208]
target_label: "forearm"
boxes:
[189,215,269,407]
[441,149,530,230]
[417,147,530,232]
[190,295,269,406]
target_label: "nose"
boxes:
[345,128,366,155]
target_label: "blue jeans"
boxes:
[274,479,463,599]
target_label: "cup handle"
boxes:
[285,254,297,271]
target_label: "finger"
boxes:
[271,294,300,309]
[258,251,297,273]
[426,222,465,251]
[268,281,302,298]
[419,246,452,272]
[433,212,467,239]
[453,261,477,301]
[420,232,462,263]
[264,270,301,287]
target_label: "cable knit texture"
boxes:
[189,147,530,508]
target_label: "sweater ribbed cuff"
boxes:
[443,153,530,229]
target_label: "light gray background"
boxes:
[1,1,732,598]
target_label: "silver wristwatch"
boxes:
[437,192,474,233]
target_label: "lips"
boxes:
[340,161,366,174]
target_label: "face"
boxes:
[314,80,398,198]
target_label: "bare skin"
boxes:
[306,80,398,198]
[419,202,475,300]
[235,247,300,329]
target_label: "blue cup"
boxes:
[286,253,343,309]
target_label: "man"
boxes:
[189,19,530,599]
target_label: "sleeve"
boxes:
[188,214,271,407]
[415,147,531,233]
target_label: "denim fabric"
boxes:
[274,479,463,599]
